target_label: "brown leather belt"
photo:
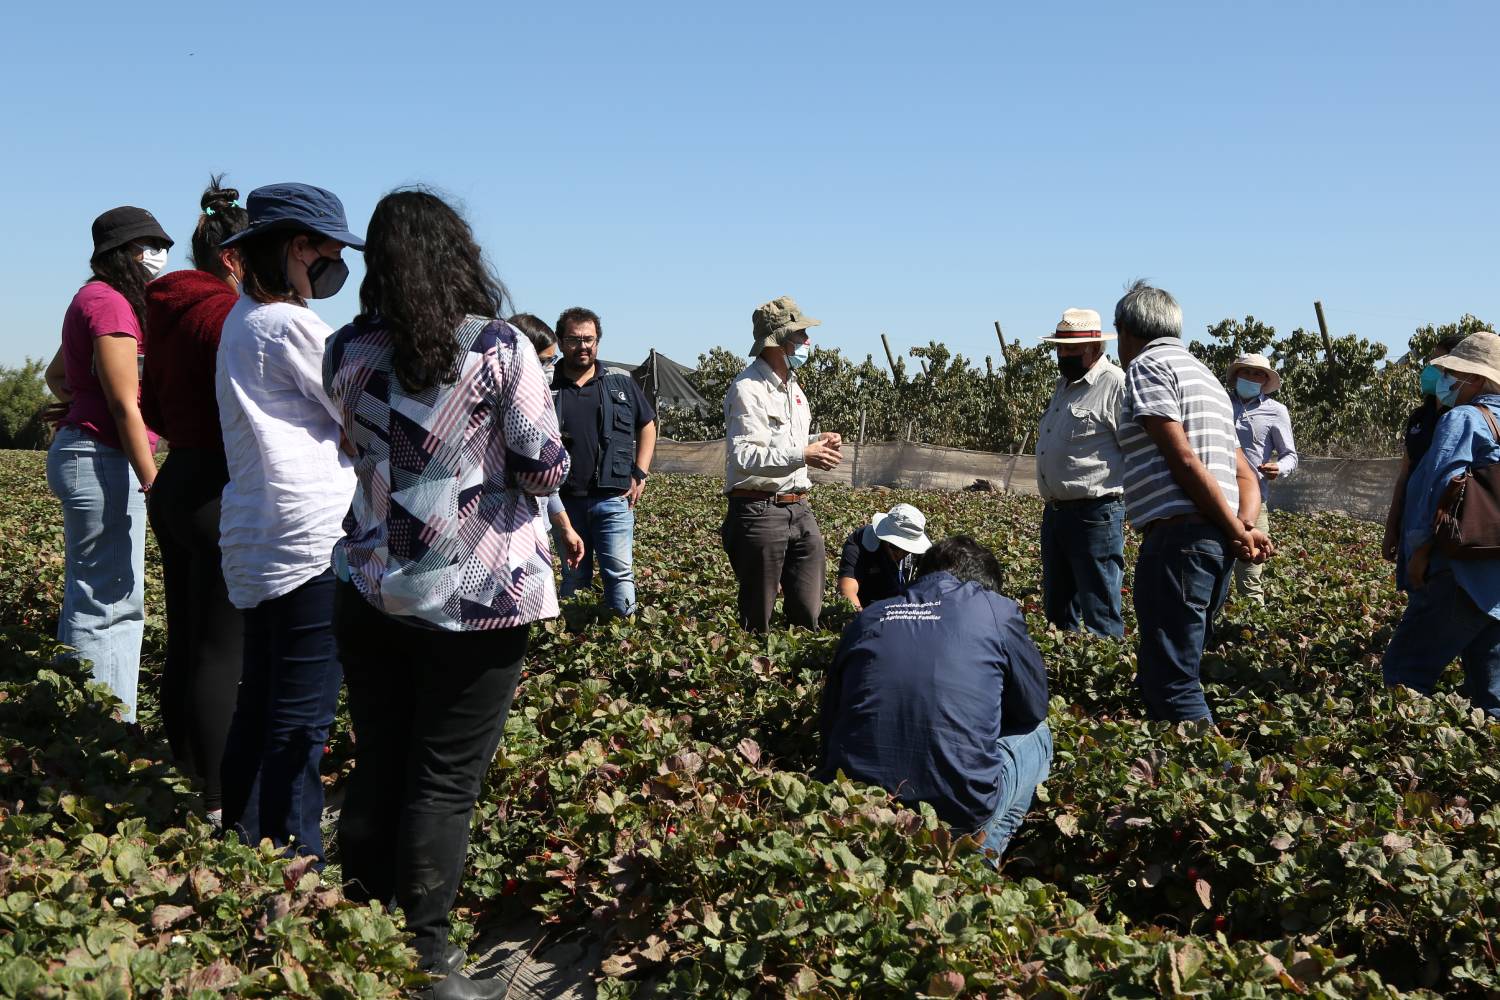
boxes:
[1141,511,1209,534]
[729,488,808,505]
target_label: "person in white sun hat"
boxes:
[1225,353,1298,606]
[836,502,933,610]
[1034,307,1128,637]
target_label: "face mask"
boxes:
[1420,364,1442,397]
[786,342,812,370]
[138,246,169,279]
[304,254,350,299]
[1235,377,1262,400]
[1057,354,1089,382]
[1437,372,1465,409]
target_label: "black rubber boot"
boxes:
[419,970,505,1000]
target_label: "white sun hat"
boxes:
[861,503,932,555]
[1040,307,1118,344]
[1226,353,1283,394]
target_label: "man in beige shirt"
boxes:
[1035,308,1128,637]
[721,296,842,632]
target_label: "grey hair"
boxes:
[1114,279,1182,341]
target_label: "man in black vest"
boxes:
[552,307,657,616]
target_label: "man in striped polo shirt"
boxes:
[1114,281,1272,722]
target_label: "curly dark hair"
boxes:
[357,189,511,393]
[191,174,249,281]
[88,244,150,332]
[556,306,602,342]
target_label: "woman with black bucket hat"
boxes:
[212,182,362,863]
[44,204,173,724]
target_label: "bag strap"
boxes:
[1473,402,1500,444]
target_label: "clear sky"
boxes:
[2,1,1496,371]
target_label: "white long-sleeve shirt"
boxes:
[723,356,816,494]
[216,296,355,610]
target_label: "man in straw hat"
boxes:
[1113,280,1272,723]
[1382,329,1500,718]
[721,296,843,632]
[1226,353,1298,605]
[836,502,933,611]
[1035,308,1128,637]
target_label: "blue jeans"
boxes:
[559,493,637,615]
[976,722,1053,866]
[220,570,343,860]
[1040,498,1125,638]
[1382,569,1500,718]
[45,425,147,722]
[1132,520,1234,722]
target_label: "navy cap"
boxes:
[220,182,364,250]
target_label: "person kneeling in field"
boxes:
[818,535,1052,864]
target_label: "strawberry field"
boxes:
[2,447,1498,998]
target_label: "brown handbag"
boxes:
[1433,403,1500,558]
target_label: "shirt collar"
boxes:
[1082,355,1114,385]
[752,355,794,389]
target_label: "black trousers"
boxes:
[334,583,529,969]
[146,447,241,811]
[721,497,825,632]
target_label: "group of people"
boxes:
[40,174,1499,993]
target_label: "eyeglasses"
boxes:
[561,337,598,349]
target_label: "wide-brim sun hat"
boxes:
[91,206,173,256]
[1040,307,1117,344]
[220,182,365,250]
[1226,353,1282,394]
[867,502,932,555]
[749,295,821,357]
[1432,331,1500,390]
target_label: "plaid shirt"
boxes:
[324,316,570,631]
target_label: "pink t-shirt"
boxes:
[59,281,158,451]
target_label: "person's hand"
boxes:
[626,476,646,508]
[1381,526,1400,562]
[804,440,842,471]
[1247,528,1274,564]
[41,401,69,428]
[561,527,585,569]
[1259,461,1280,481]
[819,431,842,450]
[1230,524,1257,563]
[1409,543,1431,589]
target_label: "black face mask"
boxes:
[1058,354,1090,382]
[305,254,350,299]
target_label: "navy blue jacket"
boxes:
[818,571,1049,832]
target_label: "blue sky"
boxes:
[2,1,1496,372]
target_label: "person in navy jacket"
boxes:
[819,535,1053,864]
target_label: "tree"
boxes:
[0,359,54,450]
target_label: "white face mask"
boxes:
[138,246,169,279]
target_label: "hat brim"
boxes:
[871,514,932,555]
[1227,363,1282,394]
[1041,332,1117,344]
[220,219,366,251]
[1433,354,1500,388]
[94,222,175,256]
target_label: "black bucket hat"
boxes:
[91,207,173,256]
[220,182,365,250]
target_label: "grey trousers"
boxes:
[721,497,825,633]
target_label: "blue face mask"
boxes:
[786,342,812,370]
[1437,372,1465,409]
[1235,377,1262,401]
[1420,364,1442,397]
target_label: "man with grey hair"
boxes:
[721,296,843,632]
[1114,280,1272,722]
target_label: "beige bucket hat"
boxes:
[1432,331,1500,388]
[1040,307,1117,344]
[749,295,821,357]
[1227,354,1282,394]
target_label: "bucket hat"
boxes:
[1226,353,1282,394]
[861,503,932,555]
[91,207,173,256]
[220,182,364,250]
[1432,331,1500,390]
[1040,307,1117,344]
[749,295,820,357]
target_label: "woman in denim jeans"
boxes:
[1384,330,1500,718]
[44,206,173,723]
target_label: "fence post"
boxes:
[1314,300,1333,359]
[853,408,866,488]
[881,333,902,382]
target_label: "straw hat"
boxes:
[1226,354,1282,394]
[861,503,932,555]
[1040,308,1117,344]
[1432,331,1500,390]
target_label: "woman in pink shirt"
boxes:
[44,206,172,724]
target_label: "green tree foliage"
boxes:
[0,358,54,450]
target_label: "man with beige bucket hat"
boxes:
[1227,353,1298,605]
[721,296,843,632]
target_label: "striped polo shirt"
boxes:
[1119,337,1240,528]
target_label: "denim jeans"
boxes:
[1382,569,1500,718]
[976,722,1053,866]
[45,424,147,722]
[559,493,637,615]
[1132,520,1234,722]
[1040,498,1125,638]
[220,569,342,860]
[335,583,528,969]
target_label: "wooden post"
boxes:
[985,355,994,379]
[881,333,901,382]
[919,359,930,377]
[995,321,1012,387]
[852,408,866,488]
[906,420,914,443]
[1314,301,1333,358]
